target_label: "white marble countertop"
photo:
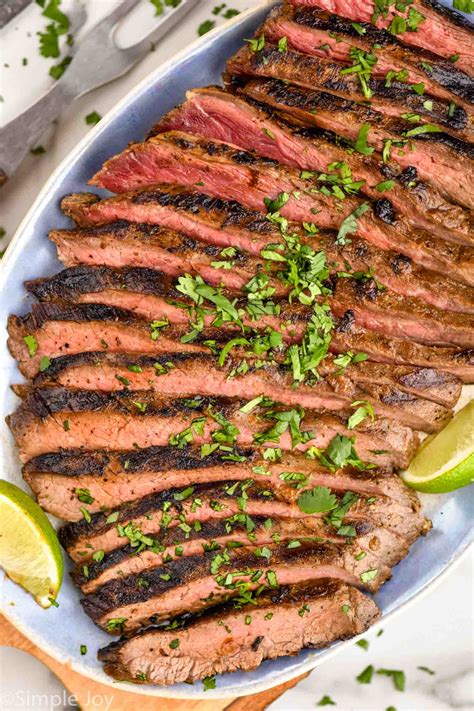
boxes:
[0,2,473,709]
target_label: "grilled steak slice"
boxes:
[58,471,427,560]
[48,221,275,293]
[7,303,209,378]
[26,448,429,544]
[97,581,379,684]
[157,87,473,247]
[31,352,453,431]
[88,134,474,284]
[227,44,474,143]
[332,278,474,349]
[57,195,474,315]
[81,543,390,633]
[240,78,474,212]
[331,313,474,383]
[74,514,408,595]
[9,388,419,468]
[291,0,474,78]
[27,265,474,350]
[264,5,474,107]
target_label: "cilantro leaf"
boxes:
[354,123,374,155]
[336,203,370,245]
[376,668,406,692]
[297,486,338,514]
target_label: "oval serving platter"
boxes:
[0,0,473,699]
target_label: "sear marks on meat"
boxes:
[97,581,380,684]
[81,543,390,633]
[227,43,474,144]
[73,515,410,595]
[290,0,474,78]
[9,387,419,469]
[50,210,474,315]
[24,447,430,526]
[88,133,474,284]
[25,264,474,350]
[156,87,474,248]
[264,5,474,106]
[236,78,474,211]
[29,351,455,432]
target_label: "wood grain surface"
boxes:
[0,613,309,710]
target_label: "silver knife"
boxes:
[0,0,199,184]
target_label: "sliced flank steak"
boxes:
[264,4,474,107]
[9,387,419,469]
[157,87,473,247]
[48,221,277,294]
[31,351,454,432]
[227,44,474,144]
[58,472,428,561]
[81,543,390,633]
[98,580,380,684]
[290,0,474,78]
[73,514,409,595]
[26,264,474,350]
[57,194,474,315]
[27,447,429,538]
[87,133,474,284]
[331,278,474,349]
[331,312,474,383]
[239,78,474,212]
[7,303,209,378]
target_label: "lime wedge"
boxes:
[0,480,63,608]
[402,401,474,493]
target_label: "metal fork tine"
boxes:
[91,0,140,35]
[123,0,200,58]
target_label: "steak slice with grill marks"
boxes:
[9,387,419,469]
[7,303,210,379]
[27,446,429,537]
[291,0,474,78]
[26,265,474,350]
[97,580,379,684]
[58,472,428,561]
[156,87,473,248]
[57,194,474,315]
[74,513,409,595]
[48,221,277,294]
[81,542,391,633]
[30,352,454,431]
[331,312,474,383]
[331,278,474,349]
[264,5,474,107]
[239,78,474,212]
[87,133,474,284]
[227,44,474,144]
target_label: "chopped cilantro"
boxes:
[356,665,374,684]
[336,203,370,245]
[85,111,101,126]
[202,675,216,690]
[354,123,374,155]
[246,34,265,53]
[360,569,378,583]
[297,486,337,515]
[198,20,215,36]
[376,668,406,692]
[317,695,336,706]
[23,335,38,357]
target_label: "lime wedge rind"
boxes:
[0,480,63,608]
[402,401,474,494]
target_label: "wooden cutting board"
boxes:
[0,614,308,710]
